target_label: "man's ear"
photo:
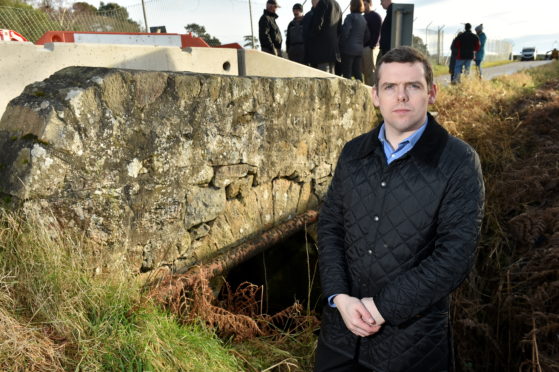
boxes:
[428,84,437,105]
[372,85,380,107]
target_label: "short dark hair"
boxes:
[293,3,303,11]
[465,23,472,31]
[350,0,365,13]
[375,46,434,87]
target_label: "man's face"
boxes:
[380,0,391,10]
[293,8,302,17]
[267,3,278,12]
[373,62,437,137]
[364,1,371,11]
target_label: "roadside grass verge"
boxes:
[434,60,559,371]
[0,211,241,371]
[433,59,515,77]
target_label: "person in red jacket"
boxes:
[451,23,480,83]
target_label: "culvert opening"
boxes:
[221,230,323,315]
[149,211,321,340]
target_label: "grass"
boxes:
[433,60,559,371]
[0,209,317,371]
[482,59,515,68]
[0,211,242,371]
[432,59,515,76]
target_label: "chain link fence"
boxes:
[0,0,227,46]
[2,1,514,60]
[0,5,142,43]
[414,26,514,66]
[413,27,445,65]
[484,38,513,62]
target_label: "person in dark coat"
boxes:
[259,0,282,56]
[314,46,485,372]
[307,0,343,73]
[452,23,480,83]
[379,0,392,56]
[286,3,305,63]
[302,1,315,65]
[449,31,463,83]
[339,0,369,81]
[362,0,382,85]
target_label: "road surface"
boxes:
[435,60,554,85]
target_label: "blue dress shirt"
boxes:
[378,118,428,164]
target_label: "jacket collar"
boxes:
[264,9,278,18]
[350,112,449,166]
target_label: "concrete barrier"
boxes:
[239,49,335,78]
[0,42,237,118]
[0,41,343,119]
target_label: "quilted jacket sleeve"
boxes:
[374,143,485,326]
[318,153,350,299]
[340,14,353,46]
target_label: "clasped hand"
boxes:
[333,294,385,337]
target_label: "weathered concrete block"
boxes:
[185,186,226,229]
[212,164,250,188]
[0,66,375,272]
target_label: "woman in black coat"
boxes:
[306,0,343,73]
[339,0,369,80]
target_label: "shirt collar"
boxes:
[346,112,450,168]
[378,116,429,150]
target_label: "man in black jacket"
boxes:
[362,0,382,86]
[286,3,305,63]
[451,23,480,83]
[306,0,342,73]
[315,46,485,372]
[259,0,282,56]
[379,0,392,56]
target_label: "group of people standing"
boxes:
[259,0,395,85]
[449,23,487,83]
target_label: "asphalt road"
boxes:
[435,60,554,85]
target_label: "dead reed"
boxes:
[435,65,559,371]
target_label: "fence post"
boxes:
[248,0,255,49]
[141,0,148,32]
[425,21,432,53]
[437,25,444,65]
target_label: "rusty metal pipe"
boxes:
[149,210,319,304]
[177,209,318,278]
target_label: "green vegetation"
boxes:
[0,211,241,371]
[432,63,451,76]
[184,23,221,46]
[481,59,514,68]
[432,59,514,77]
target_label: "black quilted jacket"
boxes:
[318,114,485,372]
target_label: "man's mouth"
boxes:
[393,108,410,114]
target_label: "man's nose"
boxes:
[397,86,408,102]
